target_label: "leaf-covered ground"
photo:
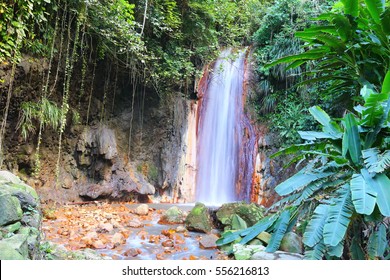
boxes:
[42,203,229,260]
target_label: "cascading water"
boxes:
[196,49,254,205]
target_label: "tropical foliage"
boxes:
[218,75,390,259]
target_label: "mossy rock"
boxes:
[0,171,39,200]
[0,234,29,259]
[159,206,186,224]
[185,202,214,233]
[280,232,303,254]
[0,193,23,226]
[216,202,264,229]
[0,243,25,260]
[3,222,21,233]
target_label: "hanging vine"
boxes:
[55,5,81,186]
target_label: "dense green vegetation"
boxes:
[1,0,389,260]
[219,0,390,260]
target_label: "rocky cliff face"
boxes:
[0,55,189,203]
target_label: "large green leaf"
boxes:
[304,239,326,260]
[344,113,362,165]
[332,14,353,42]
[266,49,326,68]
[362,148,390,173]
[350,237,366,259]
[309,106,342,137]
[323,185,354,246]
[275,170,334,196]
[359,86,388,127]
[341,0,359,17]
[368,224,387,258]
[298,131,341,140]
[350,173,377,215]
[265,210,290,253]
[382,70,390,95]
[364,0,385,24]
[303,204,329,247]
[238,215,277,245]
[231,214,247,230]
[362,169,390,216]
[381,8,390,35]
[327,241,344,258]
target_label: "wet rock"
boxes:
[135,204,149,216]
[233,244,266,260]
[280,232,303,254]
[0,193,23,226]
[216,202,264,229]
[199,234,219,249]
[159,206,186,224]
[250,251,304,260]
[128,219,143,228]
[185,202,214,233]
[162,240,174,248]
[111,233,125,245]
[176,226,186,233]
[124,248,141,257]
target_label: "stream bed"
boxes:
[42,203,228,260]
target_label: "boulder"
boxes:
[216,202,264,229]
[280,232,303,254]
[159,206,186,224]
[0,243,25,260]
[185,202,214,233]
[0,193,23,226]
[79,184,113,200]
[250,251,304,260]
[233,244,266,260]
[135,204,149,216]
[0,234,29,259]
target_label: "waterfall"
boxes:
[196,49,253,205]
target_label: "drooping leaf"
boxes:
[327,241,344,258]
[304,239,326,260]
[364,0,385,24]
[275,170,334,196]
[303,204,329,247]
[309,106,342,137]
[350,173,377,215]
[362,169,390,216]
[344,113,362,165]
[332,14,353,42]
[323,185,354,246]
[362,148,390,173]
[231,214,247,230]
[381,8,390,35]
[382,70,390,95]
[368,224,387,258]
[239,215,277,245]
[298,131,341,140]
[341,0,359,17]
[350,237,366,259]
[265,210,290,253]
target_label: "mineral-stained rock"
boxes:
[185,202,214,233]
